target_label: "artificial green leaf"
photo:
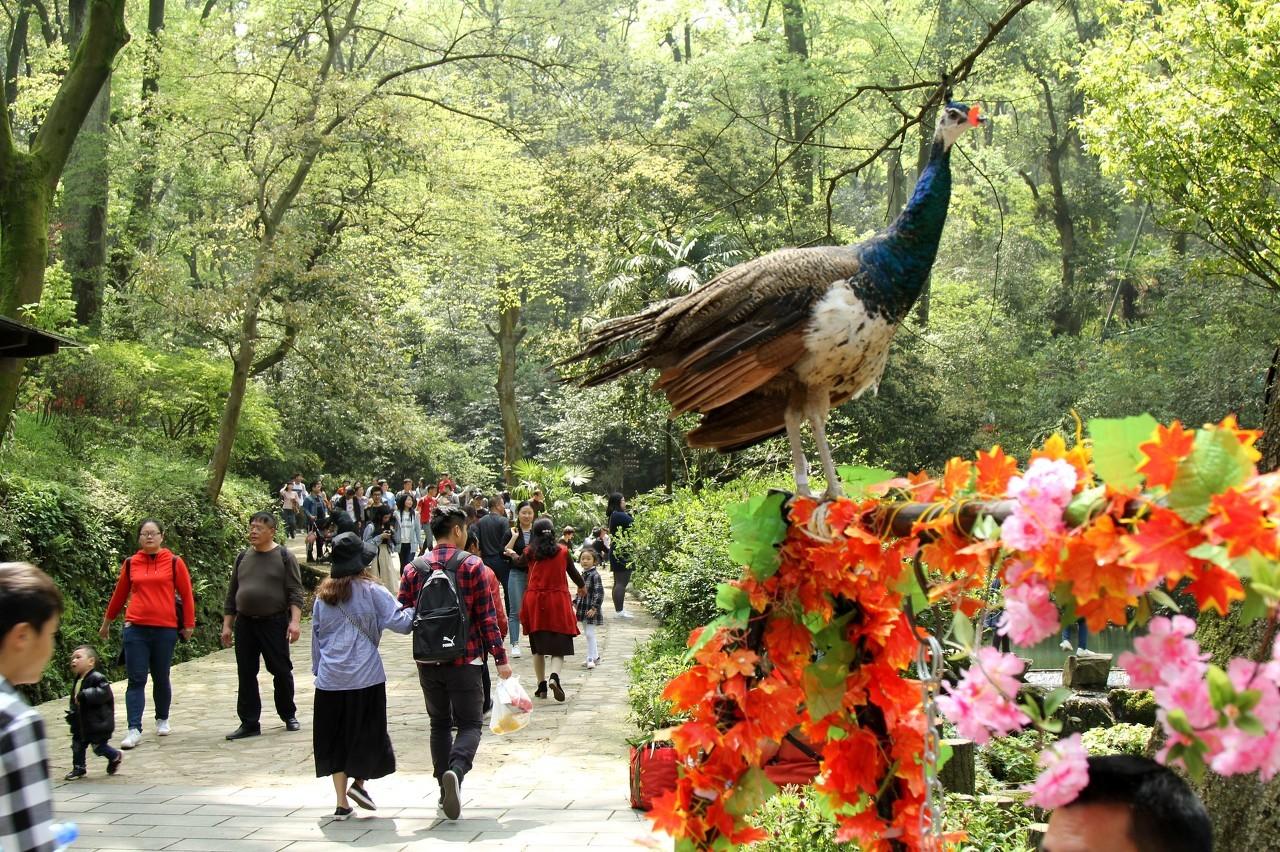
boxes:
[1187,542,1230,567]
[715,582,748,614]
[1168,428,1253,522]
[1089,414,1158,490]
[1240,585,1269,623]
[936,740,954,772]
[1064,485,1107,526]
[1149,587,1182,613]
[971,513,1001,541]
[726,492,788,581]
[837,465,897,498]
[724,766,779,817]
[1206,664,1233,709]
[951,610,975,650]
[804,659,849,720]
[1236,715,1266,737]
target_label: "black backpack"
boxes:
[411,550,471,664]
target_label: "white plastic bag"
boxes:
[490,673,534,734]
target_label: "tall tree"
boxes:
[0,0,129,441]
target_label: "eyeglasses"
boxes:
[140,531,162,538]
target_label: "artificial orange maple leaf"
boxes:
[1137,421,1194,489]
[1121,506,1205,585]
[975,445,1020,496]
[1186,564,1246,615]
[764,616,813,679]
[1078,591,1130,630]
[941,457,973,497]
[1218,414,1263,462]
[1207,487,1278,558]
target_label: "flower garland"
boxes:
[650,415,1280,849]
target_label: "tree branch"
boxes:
[31,0,128,190]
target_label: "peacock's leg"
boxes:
[784,404,811,496]
[805,388,843,500]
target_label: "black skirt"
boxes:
[313,682,396,780]
[528,630,574,657]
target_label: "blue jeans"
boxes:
[508,568,528,645]
[1062,618,1088,650]
[123,624,179,731]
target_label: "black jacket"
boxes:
[475,513,512,559]
[67,669,115,742]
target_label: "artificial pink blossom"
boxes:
[1118,615,1208,690]
[1025,734,1090,809]
[936,647,1030,745]
[1000,458,1078,552]
[998,577,1060,646]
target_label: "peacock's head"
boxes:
[935,101,985,150]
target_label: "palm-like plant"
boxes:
[511,458,594,502]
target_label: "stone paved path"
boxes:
[37,549,665,851]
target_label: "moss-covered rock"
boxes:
[1057,694,1116,735]
[1107,688,1156,725]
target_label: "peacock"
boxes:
[560,100,986,499]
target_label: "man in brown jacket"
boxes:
[222,511,304,740]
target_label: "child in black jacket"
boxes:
[65,645,122,779]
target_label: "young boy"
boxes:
[64,645,122,780]
[0,561,64,852]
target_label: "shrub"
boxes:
[1082,723,1152,757]
[980,731,1047,785]
[0,441,270,703]
[629,476,784,636]
[941,794,1038,852]
[747,786,839,851]
[627,626,692,734]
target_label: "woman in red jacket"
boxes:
[519,518,584,702]
[98,518,196,750]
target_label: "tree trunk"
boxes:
[781,0,814,206]
[491,298,525,487]
[0,170,52,440]
[0,0,129,442]
[1045,137,1080,335]
[62,0,112,331]
[205,293,258,500]
[664,418,673,495]
[106,0,164,293]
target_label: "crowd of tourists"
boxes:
[0,473,639,848]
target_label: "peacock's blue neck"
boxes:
[857,138,952,321]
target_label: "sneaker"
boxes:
[1059,639,1073,652]
[586,659,596,670]
[156,719,171,736]
[347,783,376,811]
[120,728,142,749]
[510,645,522,658]
[331,806,353,821]
[107,754,123,776]
[440,770,462,820]
[64,768,86,781]
[617,610,635,619]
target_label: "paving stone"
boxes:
[37,570,664,849]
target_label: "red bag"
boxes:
[629,742,679,811]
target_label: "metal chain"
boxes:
[916,633,946,849]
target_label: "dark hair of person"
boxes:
[529,518,560,561]
[396,493,413,512]
[607,492,625,514]
[428,483,438,493]
[249,511,277,529]
[1071,755,1212,852]
[489,495,505,510]
[292,472,302,479]
[464,506,478,525]
[430,506,468,540]
[0,562,64,640]
[75,644,100,665]
[515,500,533,516]
[464,529,480,552]
[317,571,373,605]
[137,517,164,538]
[370,486,383,497]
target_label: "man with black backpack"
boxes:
[398,505,511,821]
[222,511,305,741]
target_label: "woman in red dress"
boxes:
[519,518,585,701]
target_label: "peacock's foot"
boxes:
[819,486,844,503]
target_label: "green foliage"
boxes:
[0,420,269,703]
[1082,723,1152,757]
[941,795,1038,852]
[629,477,786,636]
[746,786,839,852]
[626,626,692,734]
[980,731,1046,785]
